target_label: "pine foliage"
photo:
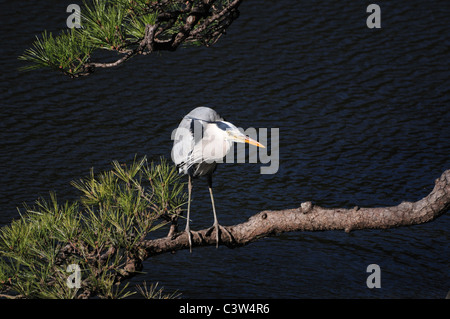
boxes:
[0,156,185,299]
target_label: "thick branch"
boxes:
[48,169,450,287]
[140,169,450,257]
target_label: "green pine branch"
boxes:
[18,29,93,75]
[19,0,244,78]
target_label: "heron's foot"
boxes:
[185,228,193,253]
[185,228,204,252]
[206,223,233,248]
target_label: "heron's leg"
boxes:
[207,175,233,248]
[185,175,193,252]
[208,178,219,248]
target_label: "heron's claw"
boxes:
[185,229,204,252]
[206,224,233,248]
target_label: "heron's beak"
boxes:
[228,130,266,148]
[244,136,265,148]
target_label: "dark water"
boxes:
[1,0,449,298]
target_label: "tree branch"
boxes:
[89,50,137,69]
[73,24,160,77]
[20,0,246,77]
[139,169,450,258]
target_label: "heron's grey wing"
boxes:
[171,107,224,175]
[172,117,209,174]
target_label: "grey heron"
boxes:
[171,106,265,251]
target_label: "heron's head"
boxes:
[215,121,265,148]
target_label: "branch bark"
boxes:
[137,169,450,260]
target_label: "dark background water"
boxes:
[1,0,449,298]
